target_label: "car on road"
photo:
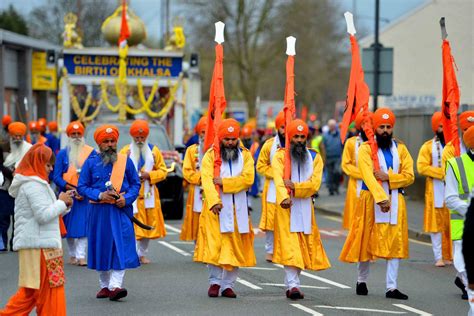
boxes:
[84,121,184,220]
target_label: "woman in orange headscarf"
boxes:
[0,144,73,316]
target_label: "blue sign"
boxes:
[63,54,182,78]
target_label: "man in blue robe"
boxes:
[78,124,141,301]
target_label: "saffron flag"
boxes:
[118,0,130,81]
[283,37,296,181]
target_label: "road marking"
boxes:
[166,232,178,236]
[241,267,278,271]
[319,229,340,237]
[393,304,433,316]
[164,224,182,233]
[321,214,342,222]
[236,278,262,290]
[290,304,324,316]
[408,238,430,247]
[170,241,194,245]
[260,283,330,289]
[158,241,191,256]
[315,305,405,314]
[273,264,350,289]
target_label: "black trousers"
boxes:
[463,198,474,285]
[325,157,341,194]
[0,190,14,250]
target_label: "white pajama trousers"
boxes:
[430,233,442,262]
[66,237,87,259]
[208,264,239,290]
[137,239,150,257]
[357,259,400,291]
[453,240,467,285]
[99,270,125,290]
[265,231,274,254]
[284,266,301,289]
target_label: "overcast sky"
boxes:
[0,0,426,40]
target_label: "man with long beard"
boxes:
[180,117,206,242]
[53,121,95,266]
[272,119,330,300]
[194,118,256,298]
[26,121,47,145]
[256,111,285,262]
[339,108,414,300]
[119,120,168,264]
[341,111,371,230]
[78,125,141,301]
[417,112,452,267]
[0,122,31,251]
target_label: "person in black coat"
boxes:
[462,196,474,311]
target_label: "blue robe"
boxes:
[53,148,94,238]
[78,154,141,271]
[45,133,60,154]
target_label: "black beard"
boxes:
[436,131,445,146]
[376,132,393,149]
[290,142,307,163]
[100,148,117,165]
[242,138,252,149]
[359,130,368,141]
[220,144,239,162]
[277,132,285,147]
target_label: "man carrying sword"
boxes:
[78,124,141,301]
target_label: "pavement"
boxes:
[0,192,469,315]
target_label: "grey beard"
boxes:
[11,140,22,148]
[220,145,239,162]
[290,142,308,163]
[100,150,117,165]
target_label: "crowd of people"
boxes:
[0,107,472,314]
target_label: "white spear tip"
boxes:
[286,36,296,56]
[344,11,357,35]
[214,21,225,44]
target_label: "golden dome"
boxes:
[101,5,147,46]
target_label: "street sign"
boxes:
[362,47,393,96]
[32,51,57,91]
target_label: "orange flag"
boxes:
[118,0,130,46]
[283,54,296,181]
[441,39,460,156]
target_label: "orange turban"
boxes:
[94,124,119,145]
[130,120,149,138]
[37,118,47,132]
[287,119,308,139]
[15,143,53,181]
[373,108,396,128]
[28,121,40,132]
[431,112,442,132]
[66,121,85,136]
[463,126,474,149]
[2,115,12,127]
[194,117,207,134]
[217,118,240,141]
[275,111,285,130]
[48,121,58,132]
[8,122,27,136]
[459,111,474,131]
[354,111,373,130]
[241,124,253,138]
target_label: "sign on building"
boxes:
[32,51,57,91]
[362,47,393,96]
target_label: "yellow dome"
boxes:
[101,5,147,46]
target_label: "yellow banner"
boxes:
[32,52,57,91]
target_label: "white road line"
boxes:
[164,224,182,233]
[158,241,191,256]
[273,264,350,289]
[166,232,178,236]
[170,241,194,245]
[321,215,342,222]
[236,278,262,290]
[290,304,324,316]
[408,238,431,247]
[241,267,278,271]
[315,305,405,314]
[393,304,433,316]
[260,283,330,289]
[319,229,339,237]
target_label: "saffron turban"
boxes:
[28,121,40,132]
[241,124,253,138]
[287,119,308,139]
[431,112,442,133]
[66,121,85,136]
[459,111,474,131]
[355,111,373,130]
[130,120,149,137]
[373,108,396,128]
[37,118,47,132]
[194,117,207,134]
[94,124,119,145]
[2,115,12,127]
[48,121,58,132]
[275,111,285,130]
[463,126,474,149]
[8,122,27,136]
[218,118,240,141]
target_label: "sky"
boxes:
[0,0,426,41]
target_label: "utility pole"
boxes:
[373,0,380,110]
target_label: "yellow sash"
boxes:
[63,145,94,186]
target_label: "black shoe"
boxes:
[386,289,408,300]
[454,276,468,299]
[356,282,368,295]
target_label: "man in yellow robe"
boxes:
[340,108,414,300]
[119,120,168,264]
[194,118,256,299]
[442,111,474,167]
[273,119,330,300]
[180,117,206,241]
[341,111,371,230]
[417,112,452,266]
[256,111,285,262]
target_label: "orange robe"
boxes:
[341,136,363,230]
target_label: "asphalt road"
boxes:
[0,195,469,315]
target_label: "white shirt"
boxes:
[445,165,469,216]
